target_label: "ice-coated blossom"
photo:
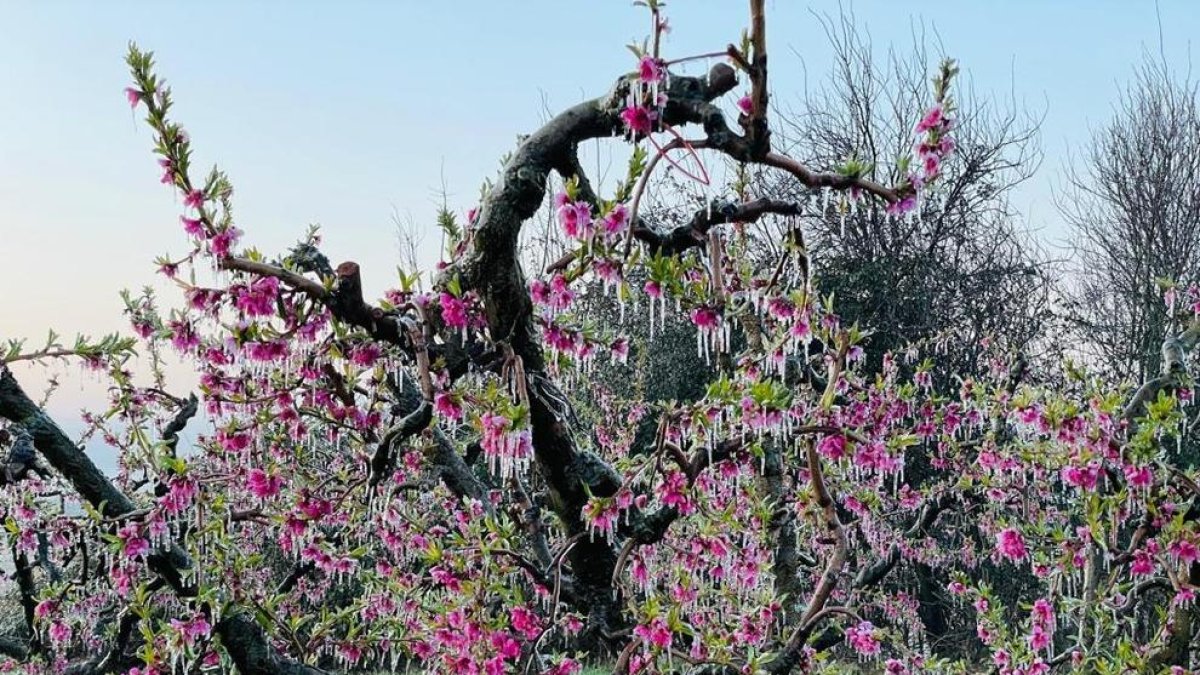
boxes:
[247,468,283,499]
[548,274,574,311]
[1169,537,1199,564]
[818,433,847,460]
[638,56,664,83]
[434,391,463,422]
[609,337,629,363]
[168,319,200,352]
[158,158,174,184]
[634,617,672,650]
[183,189,205,210]
[48,620,72,644]
[181,215,204,237]
[621,104,656,135]
[479,412,533,479]
[690,305,720,329]
[349,342,382,367]
[845,621,880,656]
[118,523,150,560]
[509,606,541,639]
[440,292,469,329]
[233,276,279,317]
[169,615,212,647]
[1124,463,1154,488]
[996,528,1028,561]
[557,199,592,239]
[210,226,242,258]
[602,203,629,236]
[915,104,944,133]
[887,193,918,216]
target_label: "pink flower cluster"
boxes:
[914,104,955,182]
[845,620,881,656]
[439,292,473,330]
[530,273,575,313]
[1027,597,1054,653]
[479,412,533,479]
[996,527,1028,562]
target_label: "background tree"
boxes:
[765,11,1051,381]
[1061,58,1200,383]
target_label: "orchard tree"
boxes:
[1,3,1199,675]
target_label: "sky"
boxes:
[0,0,1197,465]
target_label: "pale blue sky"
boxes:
[1,1,1197,455]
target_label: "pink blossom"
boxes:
[158,158,174,185]
[845,621,880,656]
[817,433,847,460]
[791,316,811,340]
[209,226,242,259]
[34,599,57,621]
[509,606,541,639]
[159,477,197,515]
[633,617,672,650]
[659,471,694,515]
[595,258,622,284]
[336,643,363,664]
[183,189,205,210]
[916,105,944,133]
[247,468,283,499]
[621,104,656,136]
[1125,463,1153,488]
[349,342,382,367]
[124,87,141,108]
[48,620,72,644]
[170,615,212,646]
[923,153,940,178]
[767,296,795,319]
[233,276,279,317]
[434,392,463,422]
[610,337,629,363]
[246,339,288,362]
[180,215,204,237]
[638,56,663,83]
[118,523,150,560]
[737,95,753,115]
[887,194,918,216]
[169,319,200,352]
[603,203,629,235]
[690,306,720,329]
[1061,463,1100,491]
[548,274,574,311]
[557,200,591,239]
[1131,550,1154,576]
[440,293,469,329]
[298,494,332,521]
[530,279,550,306]
[996,528,1028,561]
[1169,538,1199,564]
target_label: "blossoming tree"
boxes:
[2,2,1198,674]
